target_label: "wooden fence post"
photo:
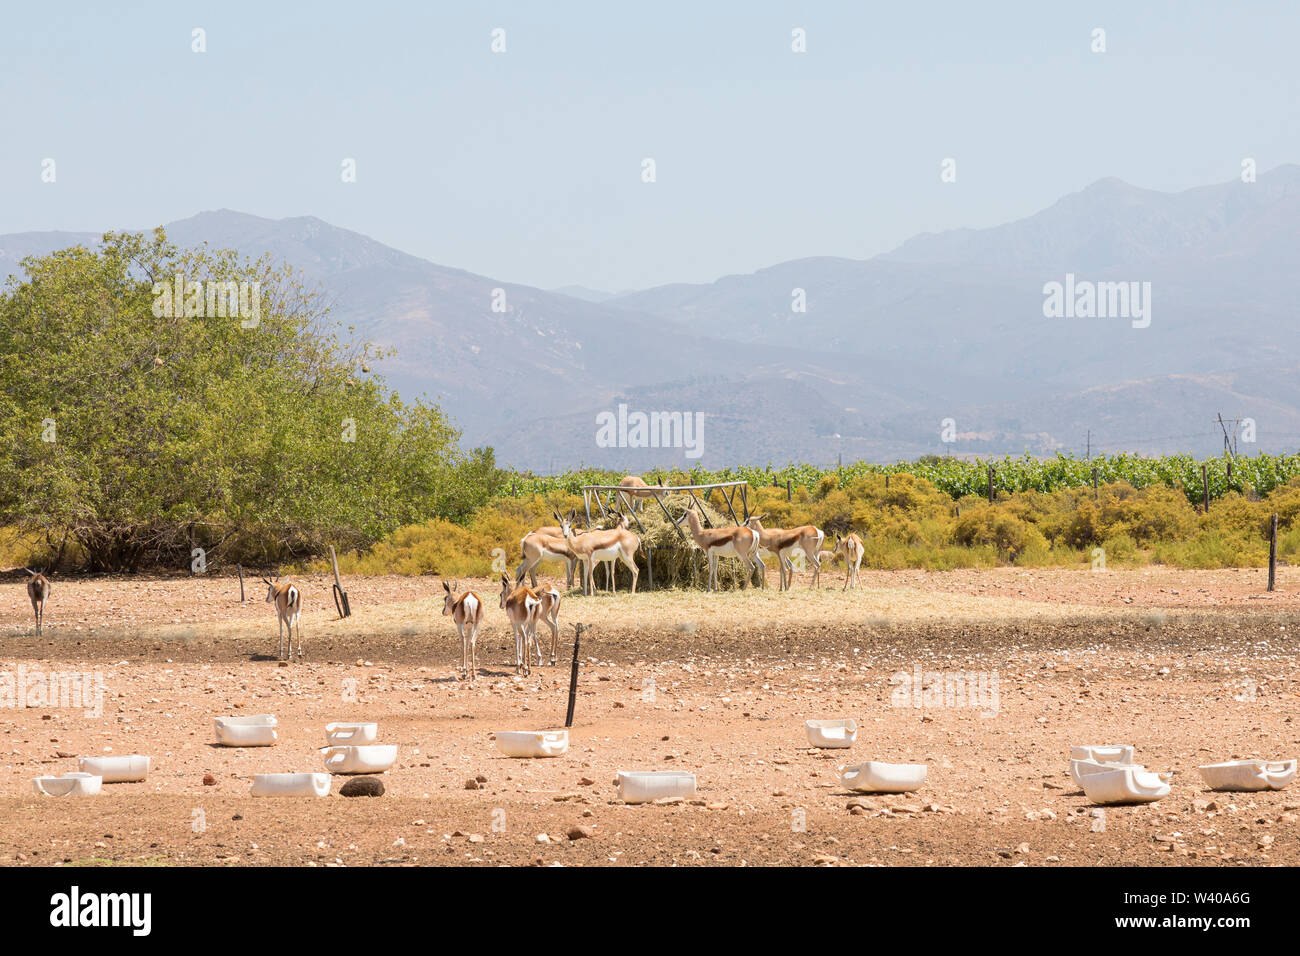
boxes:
[1268,513,1277,592]
[987,465,995,504]
[786,479,792,501]
[565,623,584,728]
[237,564,245,602]
[1092,467,1098,500]
[1202,465,1210,513]
[330,545,351,618]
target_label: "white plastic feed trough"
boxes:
[495,730,570,758]
[1070,758,1145,788]
[250,773,331,797]
[805,719,858,749]
[1079,766,1171,805]
[1069,744,1135,765]
[321,745,398,775]
[324,722,378,746]
[33,772,102,796]
[78,754,150,783]
[840,761,928,793]
[616,771,697,804]
[1197,759,1296,792]
[214,714,278,747]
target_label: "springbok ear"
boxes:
[261,577,272,586]
[501,574,510,587]
[22,567,34,576]
[443,580,451,593]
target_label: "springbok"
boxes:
[744,515,825,590]
[674,502,762,592]
[616,475,664,513]
[24,568,50,636]
[531,576,562,666]
[499,574,541,675]
[442,580,483,681]
[262,576,303,661]
[554,509,640,596]
[833,533,864,590]
[517,525,579,589]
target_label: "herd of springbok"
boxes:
[14,477,868,682]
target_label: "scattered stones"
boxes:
[202,774,216,786]
[567,825,594,840]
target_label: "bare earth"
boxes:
[1,566,1297,867]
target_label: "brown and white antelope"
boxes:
[673,503,762,592]
[517,524,579,590]
[442,580,484,681]
[532,576,562,666]
[616,475,664,513]
[499,574,541,675]
[262,576,303,661]
[833,533,864,590]
[24,568,50,636]
[744,515,825,590]
[554,509,640,596]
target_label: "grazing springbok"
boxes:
[744,515,825,590]
[674,502,763,592]
[554,509,641,596]
[24,568,50,636]
[499,574,541,675]
[616,475,664,513]
[262,576,303,661]
[517,524,579,589]
[442,580,484,681]
[833,533,865,590]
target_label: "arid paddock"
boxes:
[2,567,1297,866]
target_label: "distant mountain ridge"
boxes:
[4,166,1298,468]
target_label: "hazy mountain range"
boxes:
[3,165,1298,470]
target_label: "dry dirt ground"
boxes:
[1,566,1297,867]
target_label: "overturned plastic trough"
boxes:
[805,719,857,749]
[78,755,150,783]
[250,772,331,797]
[1069,745,1135,765]
[616,771,696,804]
[495,730,570,758]
[325,722,378,746]
[33,772,102,796]
[1197,759,1296,792]
[214,715,278,747]
[1080,766,1171,805]
[1070,758,1145,788]
[321,745,398,775]
[840,761,927,793]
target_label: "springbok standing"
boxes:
[744,515,825,590]
[442,580,483,681]
[616,475,664,513]
[833,533,864,590]
[517,525,579,590]
[262,576,303,661]
[554,509,641,596]
[534,578,562,666]
[24,568,50,636]
[674,503,762,592]
[499,574,541,675]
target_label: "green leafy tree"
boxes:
[0,230,481,571]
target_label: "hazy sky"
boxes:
[3,2,1298,291]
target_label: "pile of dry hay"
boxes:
[587,491,763,592]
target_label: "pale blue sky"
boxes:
[2,1,1297,290]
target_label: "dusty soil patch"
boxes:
[1,570,1296,866]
